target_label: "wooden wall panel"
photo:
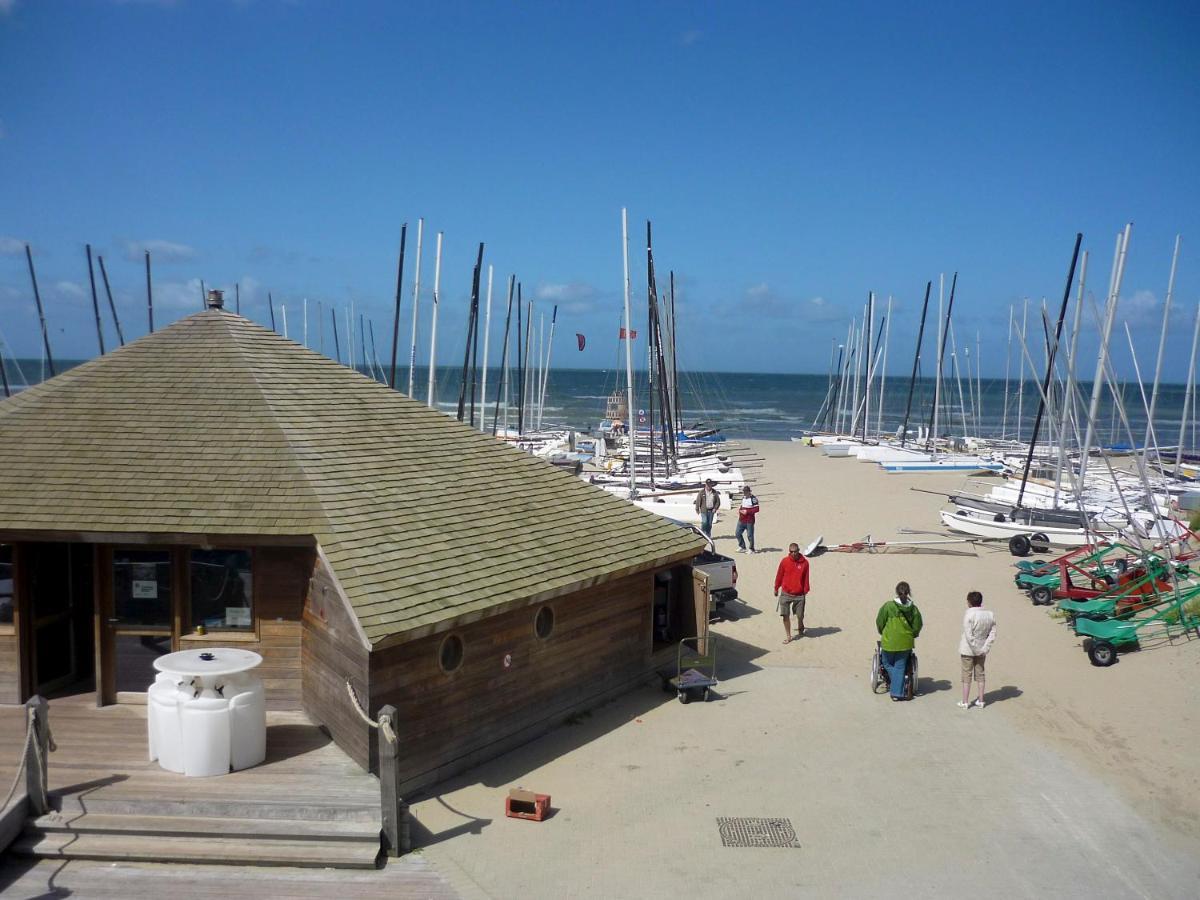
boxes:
[369,568,655,792]
[301,553,371,770]
[0,631,18,705]
[178,545,312,710]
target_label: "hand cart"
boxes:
[661,635,718,703]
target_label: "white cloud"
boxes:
[535,281,598,314]
[52,280,86,300]
[0,236,24,256]
[746,282,770,298]
[123,239,196,263]
[0,1,16,16]
[153,277,207,312]
[680,29,702,46]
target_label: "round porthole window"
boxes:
[534,605,555,640]
[439,634,464,673]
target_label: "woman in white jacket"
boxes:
[958,591,996,709]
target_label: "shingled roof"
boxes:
[0,311,703,646]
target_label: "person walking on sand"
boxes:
[735,485,759,553]
[958,590,996,709]
[876,581,922,701]
[774,543,810,643]
[694,478,721,537]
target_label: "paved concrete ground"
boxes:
[411,640,1199,899]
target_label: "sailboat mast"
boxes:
[85,244,106,355]
[427,232,443,407]
[899,282,931,447]
[1016,232,1081,507]
[538,306,558,432]
[928,274,947,453]
[1053,250,1087,505]
[621,208,637,499]
[1144,234,1181,458]
[1079,225,1132,472]
[876,296,892,436]
[492,275,516,436]
[408,218,424,397]
[26,244,55,376]
[481,265,493,432]
[1016,298,1028,442]
[862,292,874,442]
[388,224,407,389]
[1175,302,1200,471]
[96,255,125,347]
[646,222,656,487]
[670,272,681,434]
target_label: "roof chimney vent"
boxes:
[205,289,225,310]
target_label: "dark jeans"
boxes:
[700,509,715,536]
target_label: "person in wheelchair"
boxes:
[876,581,923,701]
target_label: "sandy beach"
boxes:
[410,439,1200,898]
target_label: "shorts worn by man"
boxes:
[774,543,810,644]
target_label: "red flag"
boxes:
[619,327,638,340]
[576,333,586,351]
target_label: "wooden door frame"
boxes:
[98,544,182,705]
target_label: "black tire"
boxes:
[1114,558,1129,573]
[679,690,691,704]
[1030,585,1054,606]
[1030,532,1051,552]
[870,650,883,694]
[1009,535,1032,557]
[703,688,711,702]
[1087,640,1118,667]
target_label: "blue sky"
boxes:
[2,0,1199,379]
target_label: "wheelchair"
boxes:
[870,641,918,699]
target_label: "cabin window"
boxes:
[439,634,464,673]
[534,605,554,640]
[112,550,174,628]
[188,549,253,632]
[0,544,13,625]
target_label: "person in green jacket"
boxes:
[876,581,923,701]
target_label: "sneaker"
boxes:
[956,701,969,709]
[972,699,985,709]
[736,547,747,554]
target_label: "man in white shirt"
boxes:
[958,590,997,709]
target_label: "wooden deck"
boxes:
[0,694,389,870]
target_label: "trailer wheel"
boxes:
[1087,640,1118,667]
[1030,585,1054,606]
[1030,532,1051,553]
[679,690,691,704]
[1009,535,1032,557]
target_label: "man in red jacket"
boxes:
[774,543,811,643]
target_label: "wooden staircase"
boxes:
[14,791,383,868]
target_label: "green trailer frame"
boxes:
[1075,587,1200,667]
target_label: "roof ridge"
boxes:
[221,315,332,534]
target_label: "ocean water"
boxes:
[6,357,1198,448]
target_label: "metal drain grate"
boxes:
[716,817,801,848]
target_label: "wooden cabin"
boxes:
[0,307,705,792]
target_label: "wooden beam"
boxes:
[377,704,409,857]
[24,695,49,815]
[0,530,315,548]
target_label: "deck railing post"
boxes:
[24,695,50,816]
[377,704,409,856]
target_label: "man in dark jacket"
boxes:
[876,581,923,701]
[693,478,721,537]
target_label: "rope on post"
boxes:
[345,679,396,744]
[0,708,36,812]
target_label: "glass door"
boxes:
[109,549,175,695]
